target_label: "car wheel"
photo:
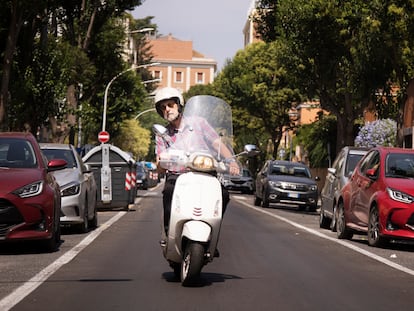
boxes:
[254,193,261,206]
[262,190,269,208]
[330,206,337,232]
[89,206,98,228]
[336,202,353,240]
[79,198,89,233]
[367,206,387,247]
[319,206,331,229]
[42,208,61,252]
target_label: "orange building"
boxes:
[147,34,217,93]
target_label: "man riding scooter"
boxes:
[154,87,240,251]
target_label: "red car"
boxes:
[0,132,66,252]
[336,146,414,247]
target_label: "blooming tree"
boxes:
[354,119,397,148]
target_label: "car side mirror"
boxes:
[366,168,378,179]
[84,163,92,173]
[47,159,67,172]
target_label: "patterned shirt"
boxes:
[156,116,220,172]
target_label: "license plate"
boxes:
[288,193,299,198]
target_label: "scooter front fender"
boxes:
[182,220,211,242]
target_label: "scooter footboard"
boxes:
[182,220,211,242]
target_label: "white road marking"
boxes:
[236,199,414,277]
[0,211,127,311]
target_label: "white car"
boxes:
[40,143,98,233]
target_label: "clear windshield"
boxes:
[166,95,234,160]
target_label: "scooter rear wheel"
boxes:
[181,242,204,286]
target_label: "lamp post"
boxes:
[128,27,154,65]
[129,27,154,34]
[134,107,156,120]
[102,62,160,132]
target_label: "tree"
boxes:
[112,119,150,159]
[214,41,301,159]
[254,0,414,152]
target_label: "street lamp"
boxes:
[128,27,154,65]
[134,108,156,120]
[129,27,154,34]
[102,62,160,132]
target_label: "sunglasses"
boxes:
[159,100,177,111]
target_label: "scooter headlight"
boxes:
[189,154,216,171]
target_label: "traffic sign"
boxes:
[98,131,110,143]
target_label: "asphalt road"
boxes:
[1,185,413,311]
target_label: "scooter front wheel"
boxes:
[181,242,204,286]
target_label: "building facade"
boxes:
[147,34,217,93]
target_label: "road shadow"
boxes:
[264,202,319,215]
[0,239,64,255]
[350,235,414,252]
[162,271,242,287]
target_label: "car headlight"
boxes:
[13,181,43,198]
[61,183,80,197]
[309,185,318,191]
[189,155,215,171]
[387,187,414,204]
[269,181,282,188]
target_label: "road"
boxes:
[1,184,413,310]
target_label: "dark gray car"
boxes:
[319,146,368,230]
[254,160,319,211]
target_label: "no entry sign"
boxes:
[98,131,110,143]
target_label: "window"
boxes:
[153,70,161,79]
[196,72,204,84]
[175,71,183,83]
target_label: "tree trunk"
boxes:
[0,0,23,130]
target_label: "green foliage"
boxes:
[254,0,414,150]
[112,119,151,160]
[213,41,301,159]
[295,115,337,168]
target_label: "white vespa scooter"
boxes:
[154,95,257,286]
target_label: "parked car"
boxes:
[336,146,414,247]
[144,161,159,188]
[254,160,319,211]
[319,146,369,230]
[40,143,98,233]
[0,132,66,251]
[136,162,148,190]
[219,168,255,194]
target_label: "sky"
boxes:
[131,0,254,72]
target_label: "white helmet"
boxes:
[154,87,184,117]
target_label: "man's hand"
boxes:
[229,161,240,175]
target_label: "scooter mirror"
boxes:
[244,144,260,157]
[153,124,167,137]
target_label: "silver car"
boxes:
[319,146,368,230]
[219,168,255,194]
[40,143,98,233]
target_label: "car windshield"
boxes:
[42,148,77,168]
[270,164,311,178]
[242,169,251,177]
[386,153,414,178]
[0,138,37,168]
[345,153,365,176]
